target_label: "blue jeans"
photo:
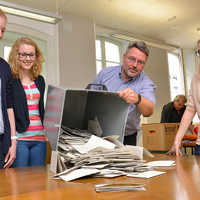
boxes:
[12,140,46,167]
[195,144,200,155]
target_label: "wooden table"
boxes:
[1,154,200,200]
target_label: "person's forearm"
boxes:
[174,109,195,146]
[7,108,16,137]
[188,124,194,133]
[137,96,154,117]
[118,88,154,117]
[4,108,17,168]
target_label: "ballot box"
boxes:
[43,85,130,173]
[142,123,179,151]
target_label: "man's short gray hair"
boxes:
[126,41,149,57]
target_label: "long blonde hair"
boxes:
[8,37,44,80]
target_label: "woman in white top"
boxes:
[169,66,200,155]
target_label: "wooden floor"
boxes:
[1,154,200,200]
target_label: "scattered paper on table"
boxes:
[95,183,146,192]
[127,170,166,178]
[59,168,100,181]
[147,160,175,167]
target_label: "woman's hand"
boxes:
[167,141,182,156]
[4,140,17,168]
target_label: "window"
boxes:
[167,52,185,101]
[95,40,103,74]
[4,46,11,61]
[95,37,122,74]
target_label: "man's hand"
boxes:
[118,88,154,116]
[118,88,139,104]
[4,140,17,168]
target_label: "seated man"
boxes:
[160,95,187,123]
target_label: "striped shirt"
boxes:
[16,82,45,141]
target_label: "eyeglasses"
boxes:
[126,56,145,66]
[18,52,36,60]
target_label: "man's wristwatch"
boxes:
[135,94,141,105]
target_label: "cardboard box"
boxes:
[44,85,130,173]
[142,123,179,151]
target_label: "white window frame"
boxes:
[96,36,123,73]
[167,51,185,101]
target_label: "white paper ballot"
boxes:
[59,168,100,181]
[127,170,166,178]
[82,164,109,169]
[147,160,175,167]
[72,135,116,154]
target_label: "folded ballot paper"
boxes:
[127,170,166,178]
[146,160,175,167]
[60,168,100,182]
[95,183,146,192]
[71,135,116,154]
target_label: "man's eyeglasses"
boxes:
[18,53,36,60]
[126,56,145,66]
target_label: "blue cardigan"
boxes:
[11,75,45,133]
[0,58,13,154]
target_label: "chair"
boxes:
[182,141,196,155]
[182,134,197,155]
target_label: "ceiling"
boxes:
[3,0,200,49]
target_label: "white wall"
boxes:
[143,46,171,123]
[58,14,96,88]
[182,49,196,95]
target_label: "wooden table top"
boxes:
[1,154,200,200]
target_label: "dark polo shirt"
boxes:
[160,102,186,123]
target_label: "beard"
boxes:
[122,65,139,80]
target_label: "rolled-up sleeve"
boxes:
[139,76,156,105]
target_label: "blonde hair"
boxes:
[0,8,7,20]
[8,37,44,80]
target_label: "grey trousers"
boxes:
[123,133,137,146]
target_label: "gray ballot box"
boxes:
[44,85,130,173]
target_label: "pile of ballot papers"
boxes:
[52,125,175,183]
[53,125,149,181]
